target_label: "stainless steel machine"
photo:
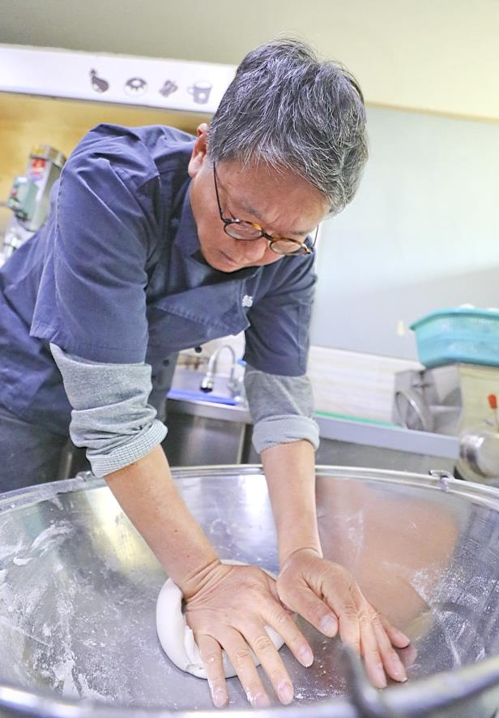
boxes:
[393,364,499,482]
[1,144,65,262]
[2,465,499,717]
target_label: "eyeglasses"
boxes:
[213,164,317,256]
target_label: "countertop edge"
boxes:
[167,397,459,460]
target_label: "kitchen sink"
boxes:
[163,368,255,466]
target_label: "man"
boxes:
[0,39,409,707]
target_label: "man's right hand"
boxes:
[183,561,313,709]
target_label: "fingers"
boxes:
[278,581,340,639]
[353,608,406,688]
[188,558,411,709]
[323,583,409,688]
[324,588,409,687]
[370,614,408,685]
[198,607,308,708]
[278,557,410,689]
[198,635,229,709]
[243,621,294,705]
[266,604,314,668]
[186,563,315,708]
[379,615,411,649]
[200,630,271,709]
[199,625,290,710]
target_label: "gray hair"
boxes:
[208,38,368,216]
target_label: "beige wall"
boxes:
[0,93,209,213]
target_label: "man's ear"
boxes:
[188,123,209,178]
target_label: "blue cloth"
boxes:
[0,123,316,437]
[0,403,69,491]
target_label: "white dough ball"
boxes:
[156,561,286,679]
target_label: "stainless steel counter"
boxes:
[165,367,459,472]
[167,395,458,459]
[315,414,458,459]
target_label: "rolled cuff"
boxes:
[252,414,320,455]
[88,419,167,477]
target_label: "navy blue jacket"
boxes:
[0,124,316,435]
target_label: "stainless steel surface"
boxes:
[167,368,459,466]
[315,438,456,476]
[167,395,250,421]
[164,368,251,466]
[1,466,499,716]
[163,398,457,471]
[163,410,250,465]
[315,416,458,461]
[394,386,435,432]
[458,425,499,483]
[393,363,499,437]
[163,395,457,471]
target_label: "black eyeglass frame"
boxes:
[212,164,317,256]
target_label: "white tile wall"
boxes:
[307,345,421,423]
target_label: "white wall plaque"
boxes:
[0,44,236,114]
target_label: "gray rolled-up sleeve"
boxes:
[244,363,320,454]
[50,343,167,477]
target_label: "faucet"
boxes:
[200,344,240,396]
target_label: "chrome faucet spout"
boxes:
[199,344,238,394]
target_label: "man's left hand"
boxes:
[276,547,411,688]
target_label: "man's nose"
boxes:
[234,238,269,263]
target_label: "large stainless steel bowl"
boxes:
[1,465,499,717]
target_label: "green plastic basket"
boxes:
[410,308,499,368]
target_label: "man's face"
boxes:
[188,124,329,273]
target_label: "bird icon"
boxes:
[90,69,110,93]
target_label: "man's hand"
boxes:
[276,547,411,688]
[184,561,314,709]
